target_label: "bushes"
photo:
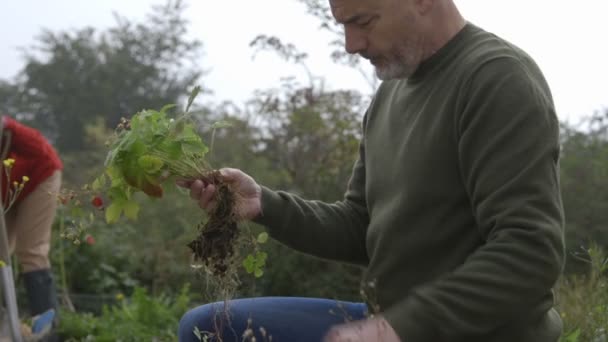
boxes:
[58,285,191,341]
[557,245,608,341]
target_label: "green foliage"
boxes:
[557,244,608,341]
[51,213,139,296]
[99,100,211,223]
[3,0,204,152]
[563,329,581,342]
[236,79,366,300]
[559,111,608,272]
[257,0,377,90]
[241,232,270,278]
[251,240,363,301]
[246,78,366,201]
[257,232,269,244]
[0,80,20,115]
[243,251,268,278]
[58,285,191,341]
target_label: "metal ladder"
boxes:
[0,116,24,341]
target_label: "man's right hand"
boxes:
[176,168,263,221]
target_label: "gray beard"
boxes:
[373,46,420,80]
[374,61,417,80]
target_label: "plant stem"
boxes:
[209,128,217,164]
[58,211,75,312]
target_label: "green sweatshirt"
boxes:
[254,22,565,341]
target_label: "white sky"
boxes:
[1,0,607,125]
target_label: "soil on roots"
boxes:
[187,170,240,278]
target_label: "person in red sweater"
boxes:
[1,115,62,327]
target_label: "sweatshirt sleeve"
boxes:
[3,116,49,157]
[253,114,370,266]
[383,58,565,340]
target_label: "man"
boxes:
[178,0,565,340]
[1,115,63,336]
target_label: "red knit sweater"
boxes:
[1,116,63,205]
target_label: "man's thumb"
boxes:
[219,168,239,181]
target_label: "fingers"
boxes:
[175,179,193,188]
[188,179,216,211]
[219,167,240,182]
[198,184,216,211]
[324,326,361,342]
[177,169,238,188]
[324,318,400,342]
[179,169,251,213]
[189,180,204,199]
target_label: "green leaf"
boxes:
[137,155,164,174]
[242,255,255,273]
[160,104,177,114]
[173,120,185,135]
[123,200,140,220]
[565,329,580,342]
[254,269,264,278]
[186,86,201,113]
[257,252,268,263]
[253,252,267,270]
[182,141,208,155]
[158,141,183,160]
[91,174,107,191]
[176,126,203,143]
[210,120,232,130]
[107,186,129,201]
[257,232,269,244]
[70,206,84,218]
[105,167,124,187]
[105,202,124,224]
[127,140,148,158]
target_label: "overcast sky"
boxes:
[1,0,606,124]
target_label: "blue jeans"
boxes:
[178,297,368,342]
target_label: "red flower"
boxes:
[91,196,103,208]
[85,235,96,245]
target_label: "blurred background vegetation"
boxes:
[1,0,607,341]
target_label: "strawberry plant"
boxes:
[60,87,267,292]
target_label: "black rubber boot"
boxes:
[23,269,59,341]
[23,269,58,316]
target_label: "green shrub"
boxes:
[58,284,191,341]
[557,244,608,341]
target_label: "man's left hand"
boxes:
[323,316,401,342]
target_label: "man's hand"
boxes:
[177,168,262,221]
[324,316,401,342]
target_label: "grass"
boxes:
[557,244,608,341]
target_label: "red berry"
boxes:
[85,235,96,245]
[91,196,103,208]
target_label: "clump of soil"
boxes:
[187,170,240,277]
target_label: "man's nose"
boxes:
[344,27,367,55]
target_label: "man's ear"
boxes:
[414,0,435,15]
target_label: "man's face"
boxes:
[330,0,426,80]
